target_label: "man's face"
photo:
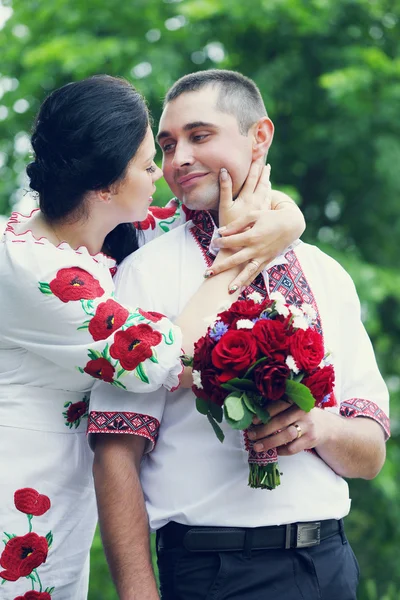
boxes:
[157,87,255,211]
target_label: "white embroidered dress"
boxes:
[0,201,185,600]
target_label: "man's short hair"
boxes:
[164,69,267,135]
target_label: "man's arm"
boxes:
[93,434,159,600]
[248,402,386,479]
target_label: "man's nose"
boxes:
[172,141,194,168]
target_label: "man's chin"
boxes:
[181,189,219,212]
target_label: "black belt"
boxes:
[157,519,342,552]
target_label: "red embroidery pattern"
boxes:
[138,309,164,323]
[88,299,129,341]
[40,267,104,303]
[88,412,160,447]
[15,591,52,599]
[83,357,115,383]
[134,199,181,232]
[340,398,390,440]
[110,324,162,371]
[14,490,51,518]
[63,395,89,429]
[0,489,54,596]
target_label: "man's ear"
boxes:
[251,117,274,160]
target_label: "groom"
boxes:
[89,70,389,600]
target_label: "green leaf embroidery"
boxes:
[196,397,209,415]
[135,362,149,384]
[38,282,52,295]
[149,351,158,363]
[46,531,53,548]
[111,379,127,390]
[206,411,225,443]
[87,349,102,361]
[63,401,72,408]
[102,343,111,361]
[285,379,316,412]
[4,532,16,540]
[117,367,126,378]
[76,366,85,373]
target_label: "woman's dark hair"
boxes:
[27,75,150,263]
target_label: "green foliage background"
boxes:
[0,0,399,597]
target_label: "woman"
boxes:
[0,75,304,599]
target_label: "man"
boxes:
[89,70,389,600]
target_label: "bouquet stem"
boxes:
[248,462,281,490]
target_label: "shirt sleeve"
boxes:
[1,239,183,394]
[134,198,188,246]
[337,271,390,439]
[88,247,173,450]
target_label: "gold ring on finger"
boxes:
[293,422,302,440]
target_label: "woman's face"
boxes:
[112,126,163,222]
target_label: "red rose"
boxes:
[84,358,115,382]
[15,592,52,600]
[88,299,129,341]
[110,324,162,371]
[133,213,156,230]
[195,368,228,407]
[193,335,215,372]
[138,309,165,323]
[253,319,290,362]
[66,400,88,423]
[218,299,267,326]
[211,330,258,375]
[290,328,325,372]
[0,533,48,581]
[14,488,51,517]
[49,267,104,302]
[254,362,290,402]
[302,365,335,405]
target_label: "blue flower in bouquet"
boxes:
[209,320,229,342]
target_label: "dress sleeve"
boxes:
[337,271,390,439]
[134,198,189,246]
[1,240,183,393]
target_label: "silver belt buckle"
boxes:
[296,522,321,548]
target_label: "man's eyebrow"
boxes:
[157,121,217,143]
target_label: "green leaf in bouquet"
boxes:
[224,393,245,421]
[196,397,210,415]
[253,404,271,424]
[224,398,253,430]
[242,393,257,414]
[243,356,269,378]
[209,402,223,423]
[207,411,225,443]
[292,372,304,383]
[225,377,257,392]
[285,379,315,412]
[220,382,240,393]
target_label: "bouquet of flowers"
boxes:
[189,291,335,490]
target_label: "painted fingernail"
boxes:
[204,269,214,279]
[229,284,238,294]
[220,168,228,181]
[247,430,256,440]
[254,443,264,452]
[218,226,227,234]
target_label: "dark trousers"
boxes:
[156,527,359,600]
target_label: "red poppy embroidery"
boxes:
[134,213,156,230]
[88,299,129,341]
[138,309,164,323]
[63,395,89,429]
[15,592,52,600]
[0,533,48,581]
[48,267,104,302]
[83,357,115,382]
[110,324,162,371]
[150,203,179,219]
[14,489,51,517]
